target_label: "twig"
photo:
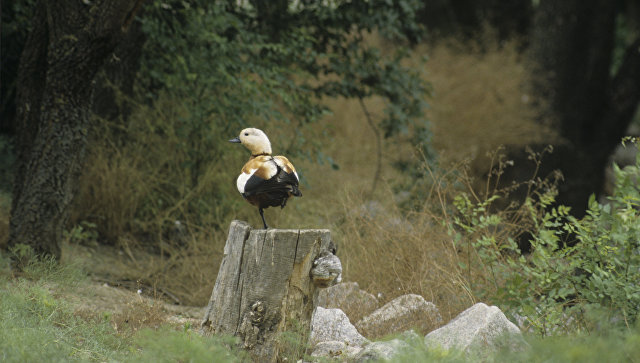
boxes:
[358,96,382,196]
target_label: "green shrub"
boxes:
[451,142,640,335]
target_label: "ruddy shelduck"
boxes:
[229,128,302,229]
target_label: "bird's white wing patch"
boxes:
[237,168,256,194]
[277,160,299,181]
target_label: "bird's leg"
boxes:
[259,208,269,229]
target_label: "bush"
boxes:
[450,142,640,334]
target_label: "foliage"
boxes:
[0,0,36,132]
[129,0,432,225]
[449,143,640,335]
[64,221,99,246]
[139,0,431,153]
[513,152,640,333]
[73,0,432,244]
[139,0,431,143]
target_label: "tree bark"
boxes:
[8,0,144,259]
[522,0,640,214]
[201,220,341,362]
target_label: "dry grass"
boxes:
[71,143,147,244]
[336,189,477,323]
[415,38,558,177]
[278,35,556,320]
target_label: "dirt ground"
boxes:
[58,242,207,331]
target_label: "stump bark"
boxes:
[201,220,340,362]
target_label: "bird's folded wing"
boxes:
[243,168,298,197]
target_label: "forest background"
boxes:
[1,0,640,361]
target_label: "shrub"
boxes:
[451,142,640,335]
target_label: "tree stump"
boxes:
[201,220,341,362]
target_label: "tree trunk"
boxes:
[8,0,144,259]
[201,220,341,362]
[523,0,640,215]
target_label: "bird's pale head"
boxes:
[229,128,272,156]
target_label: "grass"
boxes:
[386,326,640,363]
[3,254,639,363]
[0,254,131,362]
[0,253,246,362]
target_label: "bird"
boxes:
[230,128,302,229]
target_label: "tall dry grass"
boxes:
[286,35,557,320]
[68,94,249,305]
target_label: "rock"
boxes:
[355,294,442,338]
[310,341,363,360]
[310,251,343,288]
[424,303,527,355]
[309,307,369,348]
[316,282,379,323]
[354,338,411,362]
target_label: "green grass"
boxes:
[133,328,246,363]
[3,252,640,362]
[0,255,130,362]
[0,253,246,362]
[502,329,640,363]
[388,326,640,363]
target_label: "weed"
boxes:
[0,255,245,362]
[276,319,311,362]
[0,264,130,362]
[133,328,247,363]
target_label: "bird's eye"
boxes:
[244,133,249,136]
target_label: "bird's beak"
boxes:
[229,137,241,143]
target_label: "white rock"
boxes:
[356,294,442,338]
[424,303,527,354]
[310,307,369,348]
[316,282,379,323]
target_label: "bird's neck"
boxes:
[247,141,272,157]
[250,152,272,158]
